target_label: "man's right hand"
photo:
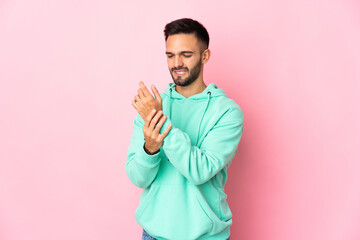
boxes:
[143,109,172,155]
[132,81,162,121]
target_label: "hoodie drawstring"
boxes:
[168,88,173,120]
[195,91,211,146]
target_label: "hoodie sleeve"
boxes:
[125,114,161,189]
[162,105,243,185]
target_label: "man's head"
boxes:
[164,18,211,87]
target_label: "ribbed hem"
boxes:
[135,146,161,167]
[198,227,230,240]
[152,227,230,240]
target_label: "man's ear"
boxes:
[201,49,211,64]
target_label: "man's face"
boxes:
[165,33,204,87]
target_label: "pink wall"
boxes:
[1,0,359,239]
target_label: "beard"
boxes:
[169,59,202,87]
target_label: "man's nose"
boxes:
[174,56,183,68]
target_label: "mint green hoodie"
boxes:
[126,83,243,240]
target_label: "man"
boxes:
[126,18,243,240]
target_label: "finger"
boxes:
[149,111,163,130]
[132,99,147,119]
[139,81,152,97]
[134,95,141,105]
[154,115,167,134]
[135,95,142,105]
[131,100,144,119]
[132,102,146,119]
[145,109,157,127]
[132,99,140,111]
[138,88,145,98]
[151,85,162,102]
[159,123,172,140]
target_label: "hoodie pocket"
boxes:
[135,185,214,240]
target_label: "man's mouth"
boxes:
[173,69,187,76]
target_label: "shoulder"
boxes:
[211,95,243,121]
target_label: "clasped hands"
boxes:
[132,81,172,154]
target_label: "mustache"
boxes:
[171,67,188,72]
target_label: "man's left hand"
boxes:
[132,81,163,120]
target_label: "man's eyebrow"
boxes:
[180,51,194,54]
[165,51,195,55]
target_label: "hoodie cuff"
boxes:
[143,144,160,155]
[136,144,161,167]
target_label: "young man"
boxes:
[126,18,243,240]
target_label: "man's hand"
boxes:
[143,109,172,155]
[132,81,162,120]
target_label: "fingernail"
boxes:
[152,109,156,112]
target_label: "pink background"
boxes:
[1,0,360,239]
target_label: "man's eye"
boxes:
[183,55,192,58]
[167,55,174,58]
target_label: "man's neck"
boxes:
[175,79,207,98]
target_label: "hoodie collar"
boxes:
[164,83,225,100]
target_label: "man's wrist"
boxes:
[143,144,160,155]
